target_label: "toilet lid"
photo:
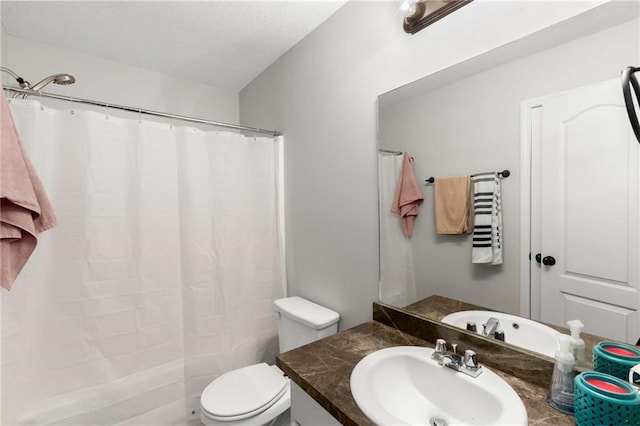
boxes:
[201,363,288,420]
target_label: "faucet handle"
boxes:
[464,349,480,370]
[435,339,447,353]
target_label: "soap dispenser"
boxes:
[547,334,575,414]
[567,319,585,364]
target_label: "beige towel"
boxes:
[1,90,57,290]
[434,176,472,235]
[391,153,424,237]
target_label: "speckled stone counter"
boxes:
[277,319,574,425]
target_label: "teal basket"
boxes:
[593,341,640,381]
[574,372,640,426]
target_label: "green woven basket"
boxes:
[574,372,640,426]
[593,341,640,381]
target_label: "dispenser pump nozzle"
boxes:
[558,334,572,355]
[567,319,584,338]
[566,319,586,364]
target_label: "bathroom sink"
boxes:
[441,310,560,358]
[350,346,527,426]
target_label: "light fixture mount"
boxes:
[403,0,473,34]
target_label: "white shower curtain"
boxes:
[378,153,416,307]
[1,99,285,425]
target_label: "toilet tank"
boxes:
[273,297,340,353]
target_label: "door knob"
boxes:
[535,253,542,263]
[542,256,556,266]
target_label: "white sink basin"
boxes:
[350,346,527,426]
[441,310,560,358]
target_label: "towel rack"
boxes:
[378,148,403,155]
[425,169,510,184]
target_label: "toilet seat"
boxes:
[201,363,288,421]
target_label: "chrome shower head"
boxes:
[54,74,75,85]
[2,68,77,99]
[30,73,76,91]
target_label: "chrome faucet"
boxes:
[482,317,500,337]
[431,339,483,378]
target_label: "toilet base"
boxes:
[201,407,290,426]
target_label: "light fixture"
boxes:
[401,0,473,34]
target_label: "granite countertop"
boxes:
[277,320,574,426]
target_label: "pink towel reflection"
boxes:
[391,153,424,237]
[1,91,57,290]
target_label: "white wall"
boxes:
[379,18,640,314]
[0,22,6,68]
[239,0,611,329]
[2,35,239,123]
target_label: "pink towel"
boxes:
[391,153,424,237]
[1,91,57,290]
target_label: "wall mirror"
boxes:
[377,1,640,365]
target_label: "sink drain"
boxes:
[429,417,448,426]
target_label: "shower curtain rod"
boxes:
[2,86,281,137]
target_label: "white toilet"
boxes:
[200,296,340,426]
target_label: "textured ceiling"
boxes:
[1,1,347,92]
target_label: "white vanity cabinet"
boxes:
[290,382,341,426]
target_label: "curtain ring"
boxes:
[70,97,75,115]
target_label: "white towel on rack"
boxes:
[471,172,502,265]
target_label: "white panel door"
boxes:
[534,79,640,343]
